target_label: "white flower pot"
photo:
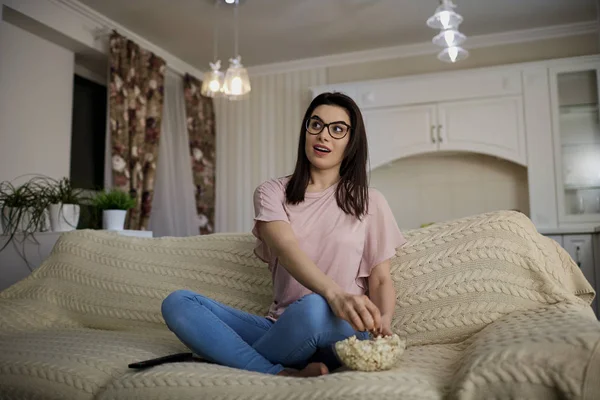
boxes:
[103,210,127,231]
[49,204,80,232]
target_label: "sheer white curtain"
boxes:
[148,70,199,237]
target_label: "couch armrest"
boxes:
[450,304,600,400]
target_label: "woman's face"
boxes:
[304,105,351,173]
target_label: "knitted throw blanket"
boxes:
[0,210,599,400]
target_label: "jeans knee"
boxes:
[295,294,333,330]
[299,294,329,311]
[161,290,196,323]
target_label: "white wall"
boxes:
[0,21,75,184]
[325,33,598,84]
[214,68,327,233]
[370,153,530,230]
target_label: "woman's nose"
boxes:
[317,128,330,142]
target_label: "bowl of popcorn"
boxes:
[334,334,406,372]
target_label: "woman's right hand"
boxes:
[325,290,382,333]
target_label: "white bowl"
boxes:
[334,334,406,372]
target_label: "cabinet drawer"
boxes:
[563,234,597,315]
[563,234,596,286]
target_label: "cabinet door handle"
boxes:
[576,245,582,268]
[431,126,436,143]
[437,125,443,143]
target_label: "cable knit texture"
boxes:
[0,210,599,399]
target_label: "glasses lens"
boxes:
[307,119,323,134]
[329,123,348,139]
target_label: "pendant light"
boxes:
[426,0,463,30]
[201,2,224,97]
[432,29,466,48]
[426,0,469,63]
[223,0,251,99]
[437,46,469,63]
[201,60,224,97]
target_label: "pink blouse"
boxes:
[252,177,406,319]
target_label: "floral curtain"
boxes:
[183,74,216,234]
[109,32,166,230]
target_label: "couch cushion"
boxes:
[97,342,463,400]
[0,327,188,400]
[392,211,595,346]
[0,231,273,333]
[449,303,600,399]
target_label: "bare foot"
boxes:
[277,362,329,378]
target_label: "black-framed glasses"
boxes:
[305,117,351,140]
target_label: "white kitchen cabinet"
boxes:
[546,235,564,247]
[362,105,437,169]
[522,68,558,231]
[363,97,525,170]
[437,96,526,166]
[563,235,596,288]
[549,62,600,229]
[562,234,597,315]
[544,233,598,316]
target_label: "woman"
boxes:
[162,92,406,378]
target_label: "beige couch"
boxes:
[1,210,599,400]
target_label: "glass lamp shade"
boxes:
[201,61,224,97]
[437,46,469,63]
[223,56,251,99]
[426,1,463,30]
[432,29,466,48]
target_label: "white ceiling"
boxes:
[77,0,597,68]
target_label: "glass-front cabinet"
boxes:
[550,63,600,227]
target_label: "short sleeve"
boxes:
[252,179,289,263]
[357,189,407,286]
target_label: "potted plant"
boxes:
[47,178,84,232]
[92,189,136,231]
[0,178,52,251]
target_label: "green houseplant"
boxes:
[0,177,53,253]
[47,178,84,232]
[92,189,136,231]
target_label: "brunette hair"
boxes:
[285,92,369,219]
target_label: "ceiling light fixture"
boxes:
[437,46,469,63]
[432,29,466,48]
[426,0,463,30]
[201,1,224,97]
[223,0,251,99]
[426,0,469,63]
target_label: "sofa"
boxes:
[0,210,599,400]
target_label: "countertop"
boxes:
[538,227,600,235]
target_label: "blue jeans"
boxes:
[161,290,368,375]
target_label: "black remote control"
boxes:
[128,352,197,369]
